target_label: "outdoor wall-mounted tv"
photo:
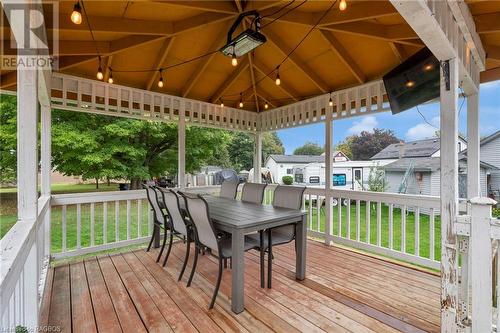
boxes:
[383,47,440,114]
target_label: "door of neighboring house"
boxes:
[352,168,363,190]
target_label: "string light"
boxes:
[158,69,164,88]
[107,69,113,84]
[71,2,82,25]
[406,79,415,88]
[231,49,238,67]
[329,93,333,106]
[220,99,224,107]
[239,93,244,108]
[275,66,281,86]
[96,57,103,80]
[265,101,269,109]
[339,0,347,11]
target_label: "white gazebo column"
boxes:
[467,93,480,197]
[17,64,39,221]
[253,132,262,183]
[440,57,460,331]
[40,100,51,258]
[324,110,333,244]
[178,101,186,189]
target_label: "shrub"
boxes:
[493,207,500,219]
[282,175,293,185]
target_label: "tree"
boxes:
[346,129,400,160]
[227,132,284,172]
[335,138,353,160]
[262,132,285,162]
[293,142,324,155]
[366,164,387,192]
[0,95,17,183]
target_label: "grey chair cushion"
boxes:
[241,183,267,204]
[220,181,239,199]
[219,236,261,258]
[246,228,294,250]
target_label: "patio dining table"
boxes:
[186,194,307,314]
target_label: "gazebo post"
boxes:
[467,92,480,198]
[178,100,186,189]
[40,97,52,259]
[253,132,262,183]
[439,57,460,331]
[324,107,333,244]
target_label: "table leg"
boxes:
[295,215,307,280]
[231,229,245,313]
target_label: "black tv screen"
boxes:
[383,47,440,114]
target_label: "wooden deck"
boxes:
[40,240,441,333]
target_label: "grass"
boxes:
[1,183,442,265]
[306,201,441,261]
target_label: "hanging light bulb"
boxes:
[231,53,238,67]
[275,66,281,86]
[339,0,347,11]
[405,79,415,88]
[264,101,269,109]
[96,64,103,80]
[71,2,82,25]
[107,70,113,84]
[239,93,243,108]
[220,99,224,107]
[158,70,164,88]
[329,93,333,107]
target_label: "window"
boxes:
[286,168,293,174]
[295,174,303,183]
[332,174,346,186]
[309,176,320,184]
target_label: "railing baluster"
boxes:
[103,202,108,244]
[430,208,435,261]
[316,195,321,232]
[389,203,393,250]
[77,204,81,249]
[115,201,120,242]
[126,199,131,240]
[366,201,371,243]
[137,199,142,238]
[308,194,313,230]
[90,202,95,247]
[346,199,351,239]
[62,205,67,252]
[415,207,420,256]
[338,197,342,237]
[376,202,382,246]
[356,200,360,241]
[401,205,407,252]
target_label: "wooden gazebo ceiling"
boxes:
[1,0,500,112]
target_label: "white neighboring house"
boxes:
[371,137,497,198]
[265,151,349,184]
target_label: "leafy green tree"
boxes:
[293,142,324,155]
[0,95,17,183]
[227,132,284,172]
[366,164,387,192]
[335,138,354,160]
[262,132,285,162]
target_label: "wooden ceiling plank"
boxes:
[315,2,398,26]
[319,30,366,84]
[210,57,250,103]
[480,66,500,83]
[486,45,500,61]
[475,12,500,34]
[172,12,236,35]
[252,58,299,102]
[255,88,276,108]
[145,37,176,91]
[103,55,114,82]
[248,56,260,112]
[389,42,407,63]
[265,30,330,93]
[2,40,110,56]
[151,1,239,14]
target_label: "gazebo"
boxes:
[1,1,500,331]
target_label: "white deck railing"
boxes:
[0,196,51,330]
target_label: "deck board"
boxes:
[43,240,440,332]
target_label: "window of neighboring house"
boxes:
[332,174,346,186]
[458,142,462,152]
[309,176,320,184]
[286,168,293,174]
[295,174,304,183]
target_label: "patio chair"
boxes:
[219,180,239,199]
[179,191,260,309]
[249,185,306,288]
[241,182,267,204]
[144,185,170,263]
[157,188,193,281]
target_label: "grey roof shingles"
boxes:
[371,138,441,160]
[268,154,324,164]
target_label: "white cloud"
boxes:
[480,80,500,91]
[405,116,440,141]
[347,116,378,135]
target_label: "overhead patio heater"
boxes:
[220,10,266,58]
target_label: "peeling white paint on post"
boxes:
[253,132,262,183]
[440,57,459,332]
[178,100,186,189]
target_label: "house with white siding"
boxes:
[371,137,497,198]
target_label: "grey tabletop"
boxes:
[193,195,306,230]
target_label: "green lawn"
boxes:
[306,201,441,261]
[1,183,442,263]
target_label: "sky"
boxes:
[276,80,500,154]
